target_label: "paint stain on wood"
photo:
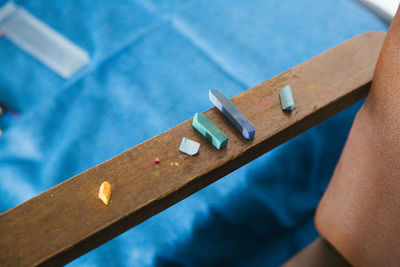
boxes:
[306,84,319,95]
[320,88,332,96]
[260,98,274,108]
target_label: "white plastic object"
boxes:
[356,0,400,23]
[0,2,90,78]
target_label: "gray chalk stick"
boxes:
[279,85,294,111]
[209,88,255,139]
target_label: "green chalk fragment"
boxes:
[192,113,228,150]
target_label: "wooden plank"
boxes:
[0,31,385,266]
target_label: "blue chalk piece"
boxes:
[179,137,200,156]
[279,85,295,111]
[209,88,255,140]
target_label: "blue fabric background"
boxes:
[0,0,386,266]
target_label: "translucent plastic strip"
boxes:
[0,2,90,78]
[355,0,400,23]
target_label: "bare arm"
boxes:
[315,6,400,266]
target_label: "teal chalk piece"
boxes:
[280,85,295,111]
[192,113,228,150]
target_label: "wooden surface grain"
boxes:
[0,31,385,266]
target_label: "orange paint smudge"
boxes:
[306,85,319,95]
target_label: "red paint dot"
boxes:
[0,31,3,38]
[154,157,160,163]
[261,99,273,108]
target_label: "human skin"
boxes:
[315,7,400,266]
